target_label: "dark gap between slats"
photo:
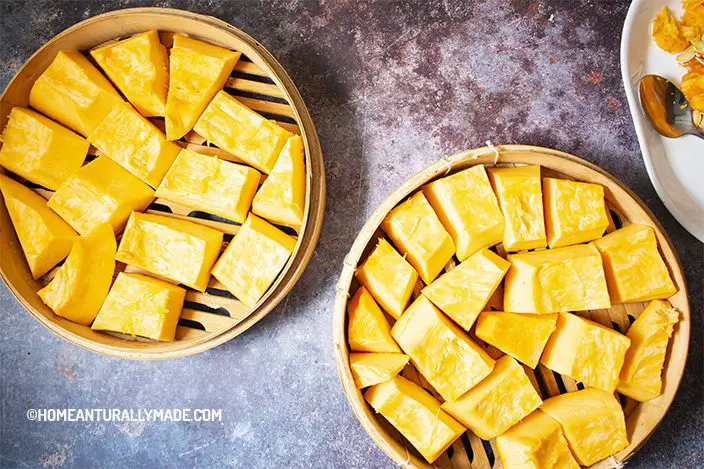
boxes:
[481,439,495,466]
[177,318,205,330]
[223,233,234,243]
[446,445,454,459]
[461,434,474,462]
[576,382,585,390]
[278,225,298,237]
[205,287,236,299]
[230,69,275,85]
[532,369,552,399]
[553,371,568,394]
[611,321,623,333]
[183,300,230,317]
[627,314,636,324]
[148,202,173,213]
[228,88,288,105]
[187,210,239,226]
[610,209,623,229]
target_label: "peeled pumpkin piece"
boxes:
[475,311,557,368]
[541,312,631,393]
[348,286,401,353]
[543,178,609,248]
[350,353,409,388]
[391,295,495,402]
[211,213,296,306]
[364,375,465,464]
[156,148,260,224]
[591,224,677,303]
[424,164,504,261]
[88,102,181,188]
[496,410,579,469]
[0,107,89,190]
[92,272,186,341]
[354,238,418,319]
[651,7,690,53]
[251,135,306,230]
[165,35,241,140]
[442,355,542,440]
[37,223,116,325]
[29,50,123,137]
[0,175,77,279]
[422,247,509,330]
[488,165,547,252]
[194,91,293,174]
[617,299,680,401]
[381,192,455,284]
[540,388,629,466]
[116,212,223,292]
[90,30,169,117]
[47,156,154,235]
[503,244,611,313]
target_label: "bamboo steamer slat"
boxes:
[0,8,325,359]
[332,145,689,469]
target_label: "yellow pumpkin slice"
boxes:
[350,353,409,388]
[348,286,401,353]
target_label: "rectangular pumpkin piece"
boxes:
[348,286,401,353]
[591,224,677,303]
[0,107,88,191]
[47,156,154,235]
[540,388,629,466]
[156,148,261,223]
[90,30,169,117]
[617,299,679,401]
[503,244,611,313]
[422,247,509,330]
[541,312,630,392]
[488,165,547,252]
[29,50,123,137]
[211,214,296,307]
[381,192,455,284]
[424,165,504,261]
[194,91,292,174]
[92,272,186,341]
[88,102,181,188]
[350,353,409,388]
[354,238,418,319]
[116,212,223,292]
[165,35,240,141]
[442,355,542,440]
[364,375,465,464]
[391,295,495,401]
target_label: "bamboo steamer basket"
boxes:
[333,145,689,468]
[0,8,325,359]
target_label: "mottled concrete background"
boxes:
[0,0,702,467]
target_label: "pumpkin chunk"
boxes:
[488,165,547,251]
[156,148,260,223]
[442,355,542,440]
[348,286,401,353]
[381,192,455,284]
[211,214,296,306]
[541,312,630,392]
[365,375,465,463]
[0,107,88,190]
[355,238,418,319]
[91,30,169,117]
[617,299,680,401]
[475,311,557,368]
[29,50,123,136]
[422,247,509,330]
[543,178,609,248]
[92,272,186,341]
[391,295,494,401]
[503,244,611,313]
[350,353,409,388]
[194,91,292,174]
[165,35,240,140]
[591,224,677,303]
[0,174,77,279]
[540,388,628,466]
[47,156,154,235]
[424,165,503,261]
[116,212,223,292]
[37,223,116,325]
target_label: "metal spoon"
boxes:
[639,74,704,139]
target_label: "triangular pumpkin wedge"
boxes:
[348,286,401,353]
[350,353,409,388]
[251,135,306,230]
[165,35,240,140]
[0,175,77,279]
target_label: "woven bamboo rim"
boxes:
[332,145,689,469]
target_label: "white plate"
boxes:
[621,0,704,242]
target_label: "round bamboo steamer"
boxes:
[333,145,690,469]
[0,8,325,359]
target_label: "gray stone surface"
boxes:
[0,0,702,467]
